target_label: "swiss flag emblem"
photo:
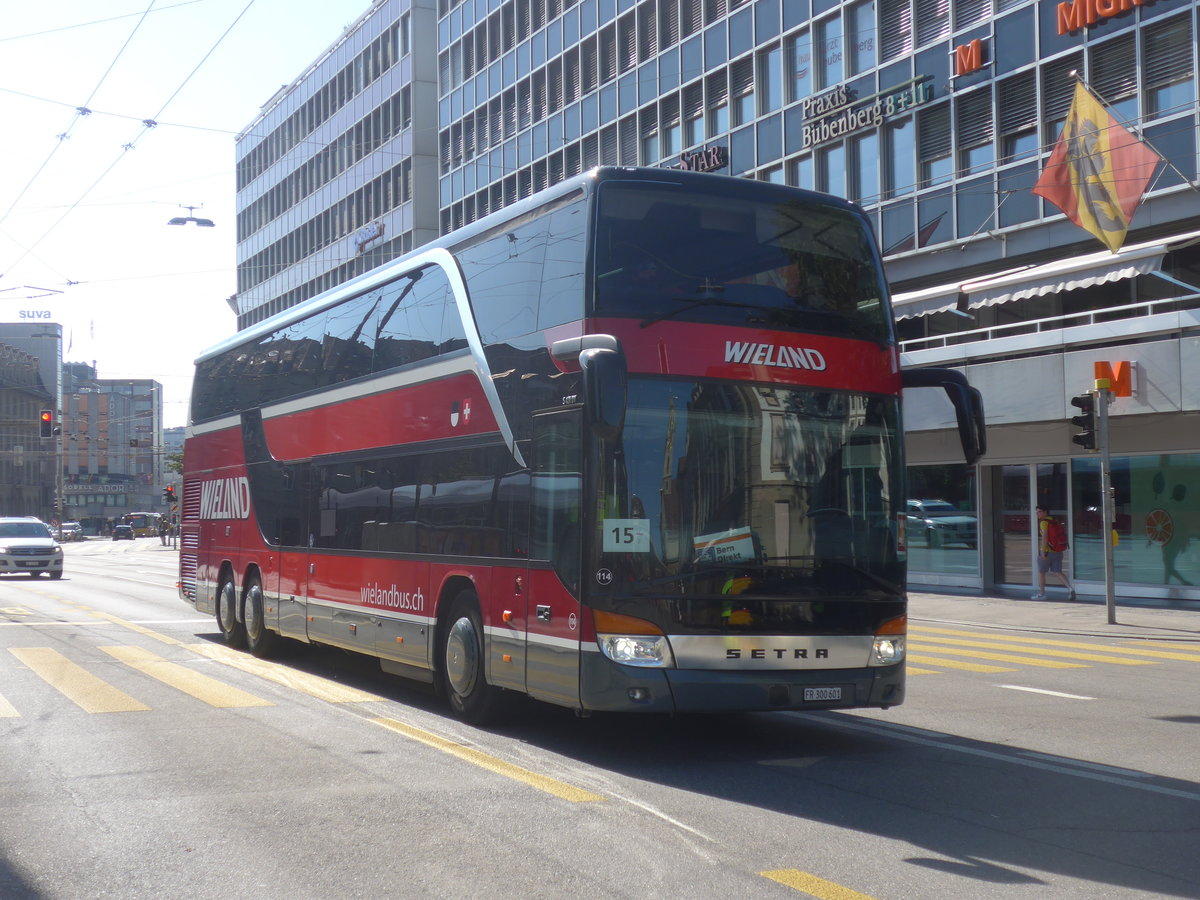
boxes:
[451,399,472,428]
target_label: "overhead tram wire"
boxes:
[0,1,160,235]
[1,0,262,282]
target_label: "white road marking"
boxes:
[995,684,1095,700]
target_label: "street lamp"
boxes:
[167,204,215,227]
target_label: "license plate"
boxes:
[804,687,842,702]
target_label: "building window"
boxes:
[879,0,912,62]
[731,57,755,126]
[661,95,682,156]
[640,106,659,163]
[885,118,915,197]
[918,104,952,187]
[1143,16,1194,119]
[997,72,1037,164]
[1090,33,1136,123]
[1041,51,1082,145]
[848,0,876,75]
[787,31,813,104]
[758,44,783,113]
[956,89,994,176]
[818,142,846,196]
[683,82,704,146]
[706,70,729,137]
[915,0,950,47]
[816,15,843,90]
[852,130,880,204]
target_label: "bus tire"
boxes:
[440,590,503,725]
[217,574,247,649]
[243,575,279,659]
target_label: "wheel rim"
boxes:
[445,615,480,697]
[218,583,237,633]
[245,584,262,640]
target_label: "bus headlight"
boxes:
[594,610,674,668]
[871,635,905,665]
[870,614,906,666]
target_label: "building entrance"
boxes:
[990,462,1069,590]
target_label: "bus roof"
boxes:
[197,167,861,366]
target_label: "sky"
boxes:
[0,0,372,427]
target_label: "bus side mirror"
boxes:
[901,367,987,466]
[579,346,627,442]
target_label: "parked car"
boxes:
[57,521,84,542]
[0,517,64,579]
[111,524,135,541]
[906,499,978,548]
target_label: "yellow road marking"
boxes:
[908,645,1084,668]
[913,626,1200,662]
[187,643,387,703]
[761,869,878,899]
[905,665,941,675]
[911,636,1156,666]
[100,646,272,708]
[372,717,605,803]
[908,654,1015,673]
[0,692,19,717]
[87,612,183,646]
[9,647,150,713]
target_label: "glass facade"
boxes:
[1073,453,1200,589]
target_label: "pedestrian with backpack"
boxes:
[1033,505,1075,600]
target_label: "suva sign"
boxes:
[18,310,54,319]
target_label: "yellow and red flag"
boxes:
[1033,83,1162,252]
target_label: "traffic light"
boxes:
[163,486,177,505]
[1070,393,1097,451]
[39,409,53,438]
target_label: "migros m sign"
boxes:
[1056,0,1151,35]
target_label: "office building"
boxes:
[233,0,1200,600]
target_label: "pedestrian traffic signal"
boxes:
[1070,393,1097,451]
[39,409,53,438]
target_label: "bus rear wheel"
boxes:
[243,576,279,659]
[217,575,247,649]
[441,590,503,725]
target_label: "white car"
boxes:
[905,500,978,548]
[0,517,65,579]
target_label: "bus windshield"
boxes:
[593,180,891,343]
[594,378,904,617]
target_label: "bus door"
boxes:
[524,409,584,707]
[267,463,311,641]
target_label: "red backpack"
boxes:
[1045,517,1068,552]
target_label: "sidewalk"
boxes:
[909,588,1200,642]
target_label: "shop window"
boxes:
[1072,454,1200,588]
[906,465,980,577]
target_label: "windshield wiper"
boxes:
[640,285,775,328]
[820,558,901,594]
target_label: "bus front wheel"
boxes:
[243,576,279,658]
[441,590,503,725]
[217,576,247,649]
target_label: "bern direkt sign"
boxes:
[801,79,933,150]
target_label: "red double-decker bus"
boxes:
[180,167,983,723]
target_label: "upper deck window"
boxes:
[592,180,891,343]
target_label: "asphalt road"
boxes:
[2,540,1199,899]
